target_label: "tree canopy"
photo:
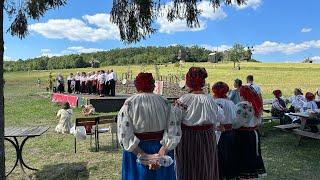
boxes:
[111,0,246,43]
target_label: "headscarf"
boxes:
[273,89,282,98]
[134,73,155,93]
[186,67,208,91]
[239,85,263,117]
[212,81,229,98]
[305,92,315,101]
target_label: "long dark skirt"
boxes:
[175,128,219,180]
[67,80,72,93]
[75,80,80,92]
[218,130,238,179]
[122,140,176,180]
[81,82,86,93]
[57,83,64,93]
[236,130,266,179]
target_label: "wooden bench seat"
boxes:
[274,124,300,130]
[293,129,320,140]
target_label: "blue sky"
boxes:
[3,0,320,62]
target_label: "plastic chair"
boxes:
[75,117,99,153]
[96,115,118,150]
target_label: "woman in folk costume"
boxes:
[271,90,291,125]
[98,70,106,97]
[80,72,87,94]
[55,102,73,134]
[174,67,221,180]
[235,86,266,179]
[288,88,306,112]
[74,72,81,94]
[301,92,319,133]
[118,73,181,180]
[67,73,74,94]
[212,81,239,180]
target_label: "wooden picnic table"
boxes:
[286,112,320,145]
[4,126,49,177]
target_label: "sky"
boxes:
[3,0,320,63]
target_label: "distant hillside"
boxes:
[4,45,258,72]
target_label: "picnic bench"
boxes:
[286,112,320,145]
[4,126,49,177]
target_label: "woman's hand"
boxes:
[158,146,167,156]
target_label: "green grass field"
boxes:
[3,62,320,179]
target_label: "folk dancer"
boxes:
[174,67,221,180]
[117,72,181,180]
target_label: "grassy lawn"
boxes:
[3,62,320,179]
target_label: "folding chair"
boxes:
[96,115,118,150]
[75,117,99,153]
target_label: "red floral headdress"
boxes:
[186,67,208,91]
[305,92,315,101]
[240,85,263,117]
[134,73,155,93]
[212,81,229,98]
[273,89,282,98]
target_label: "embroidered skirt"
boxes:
[175,124,219,180]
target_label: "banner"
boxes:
[52,93,78,107]
[153,81,164,95]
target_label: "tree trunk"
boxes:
[0,0,5,179]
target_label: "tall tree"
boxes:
[111,0,246,43]
[228,43,246,68]
[0,1,67,179]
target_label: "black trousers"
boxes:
[105,81,110,95]
[67,80,72,93]
[109,80,116,96]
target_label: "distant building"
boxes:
[208,51,224,63]
[302,57,313,63]
[178,49,188,63]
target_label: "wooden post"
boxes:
[0,1,6,178]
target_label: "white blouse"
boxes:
[214,98,237,125]
[117,93,181,152]
[57,109,73,123]
[74,75,81,81]
[288,95,306,109]
[174,94,223,126]
[301,101,318,112]
[98,74,106,84]
[235,101,260,128]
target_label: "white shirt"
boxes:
[214,98,237,125]
[67,76,73,81]
[248,83,261,95]
[80,76,87,83]
[98,74,106,84]
[57,109,73,124]
[107,72,117,81]
[74,75,81,81]
[174,94,222,126]
[301,101,318,112]
[117,93,181,152]
[288,95,306,109]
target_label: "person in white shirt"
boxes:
[92,71,98,94]
[67,73,74,94]
[301,92,319,133]
[288,88,306,112]
[80,72,87,94]
[271,90,291,125]
[55,102,73,134]
[74,72,81,94]
[104,70,110,95]
[212,81,238,180]
[107,69,117,96]
[98,70,106,97]
[117,72,180,180]
[246,75,261,96]
[236,85,266,179]
[174,67,220,180]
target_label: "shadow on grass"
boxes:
[89,144,121,153]
[34,162,89,180]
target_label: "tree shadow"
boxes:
[33,162,89,180]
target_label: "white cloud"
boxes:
[41,49,51,53]
[202,44,232,51]
[234,0,262,10]
[198,2,227,20]
[40,46,106,57]
[157,1,227,34]
[29,14,120,42]
[310,56,320,61]
[254,40,320,55]
[301,28,312,33]
[67,46,104,54]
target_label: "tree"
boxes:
[0,1,67,178]
[110,0,246,43]
[228,43,246,68]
